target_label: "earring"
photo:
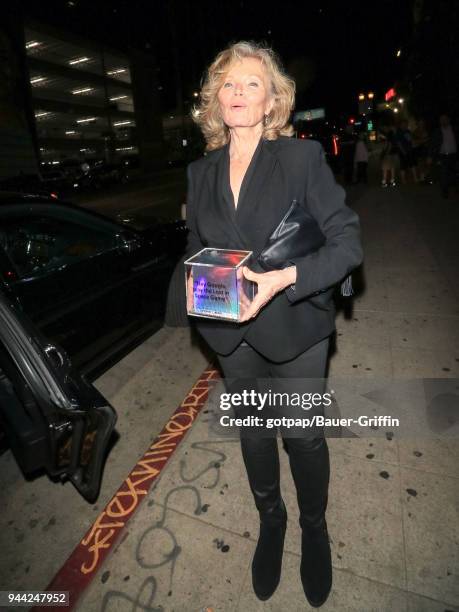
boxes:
[263,114,269,127]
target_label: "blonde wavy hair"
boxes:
[192,41,296,151]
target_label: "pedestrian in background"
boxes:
[380,127,398,187]
[395,121,418,184]
[354,131,369,184]
[340,124,356,184]
[412,118,430,183]
[430,114,458,198]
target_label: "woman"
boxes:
[380,127,398,187]
[186,41,363,606]
[396,121,418,184]
[412,118,430,183]
[354,131,369,184]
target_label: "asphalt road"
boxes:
[73,166,187,227]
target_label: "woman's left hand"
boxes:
[239,265,296,322]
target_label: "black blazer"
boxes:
[185,135,363,362]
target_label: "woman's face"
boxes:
[217,57,274,130]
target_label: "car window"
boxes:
[0,205,120,280]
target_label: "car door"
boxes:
[0,290,116,502]
[130,222,183,324]
[0,202,149,376]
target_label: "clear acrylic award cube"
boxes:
[185,248,255,321]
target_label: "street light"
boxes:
[398,98,404,104]
[368,92,374,99]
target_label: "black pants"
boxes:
[343,160,354,184]
[439,153,457,197]
[217,337,330,529]
[356,161,368,183]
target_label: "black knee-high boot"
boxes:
[240,436,287,601]
[285,436,332,607]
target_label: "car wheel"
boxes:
[165,256,189,327]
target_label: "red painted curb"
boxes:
[32,366,220,612]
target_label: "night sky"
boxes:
[22,0,414,119]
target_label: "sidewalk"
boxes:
[75,180,458,611]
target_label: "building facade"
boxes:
[0,14,164,179]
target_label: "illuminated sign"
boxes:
[293,108,326,122]
[385,88,396,101]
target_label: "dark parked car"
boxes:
[74,162,129,191]
[121,154,141,170]
[0,171,75,201]
[0,292,117,502]
[295,120,340,171]
[0,192,187,501]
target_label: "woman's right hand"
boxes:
[186,274,194,312]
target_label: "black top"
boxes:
[185,136,363,362]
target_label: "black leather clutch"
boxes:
[257,199,353,297]
[258,200,325,271]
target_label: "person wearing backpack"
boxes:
[380,127,398,187]
[395,121,418,184]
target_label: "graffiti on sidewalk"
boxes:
[80,407,209,575]
[33,368,220,612]
[101,576,162,612]
[101,437,239,610]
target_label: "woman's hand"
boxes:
[239,265,296,322]
[186,273,195,312]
